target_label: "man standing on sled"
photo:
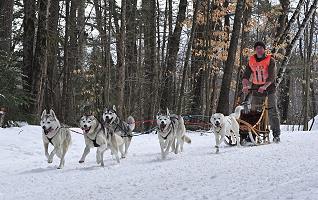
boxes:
[242,41,281,143]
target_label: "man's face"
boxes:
[255,46,265,56]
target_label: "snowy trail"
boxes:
[0,126,318,200]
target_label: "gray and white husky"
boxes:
[102,105,135,158]
[40,109,72,169]
[156,108,191,159]
[79,115,124,166]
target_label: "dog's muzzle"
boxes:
[43,127,53,135]
[104,116,112,123]
[159,122,166,131]
[215,121,221,127]
[81,125,91,134]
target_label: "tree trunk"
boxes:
[125,0,137,116]
[177,1,199,114]
[61,0,70,122]
[46,0,60,112]
[160,0,188,110]
[142,0,157,119]
[118,0,126,117]
[0,0,14,57]
[216,0,245,115]
[32,0,50,115]
[22,0,36,96]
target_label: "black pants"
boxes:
[251,92,281,137]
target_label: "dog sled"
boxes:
[225,92,271,146]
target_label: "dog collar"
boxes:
[160,123,174,140]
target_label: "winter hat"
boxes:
[254,41,266,49]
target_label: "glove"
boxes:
[242,78,250,94]
[258,86,267,93]
[242,86,249,94]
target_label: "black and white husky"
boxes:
[40,109,72,169]
[156,109,191,159]
[79,115,124,166]
[102,105,135,158]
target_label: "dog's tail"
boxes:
[230,106,243,119]
[182,135,191,144]
[127,116,135,131]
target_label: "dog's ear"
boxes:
[41,109,47,119]
[113,105,117,112]
[166,108,170,116]
[49,109,57,119]
[156,112,161,119]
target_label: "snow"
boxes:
[1,126,318,200]
[308,115,318,130]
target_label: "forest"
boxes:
[0,0,317,130]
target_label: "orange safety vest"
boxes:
[248,54,271,85]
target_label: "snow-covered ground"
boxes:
[0,126,318,200]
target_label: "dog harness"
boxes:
[92,138,100,147]
[160,116,177,140]
[248,54,271,85]
[47,137,54,145]
[45,127,59,146]
[110,117,132,138]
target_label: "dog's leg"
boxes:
[79,146,90,163]
[119,143,125,159]
[235,130,241,147]
[159,138,165,159]
[111,145,120,163]
[48,147,57,163]
[174,137,179,154]
[96,148,101,164]
[214,132,220,153]
[163,140,173,159]
[57,148,66,169]
[44,142,49,159]
[110,136,120,163]
[97,144,107,167]
[180,136,185,152]
[171,138,176,153]
[123,137,132,158]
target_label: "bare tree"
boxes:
[217,0,245,115]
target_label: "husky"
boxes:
[79,115,124,166]
[40,109,72,169]
[102,105,135,158]
[156,108,191,159]
[210,106,243,153]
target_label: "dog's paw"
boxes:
[215,146,220,154]
[57,166,63,169]
[79,160,84,163]
[48,159,53,163]
[96,154,101,164]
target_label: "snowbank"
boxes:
[308,115,318,130]
[0,126,318,200]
